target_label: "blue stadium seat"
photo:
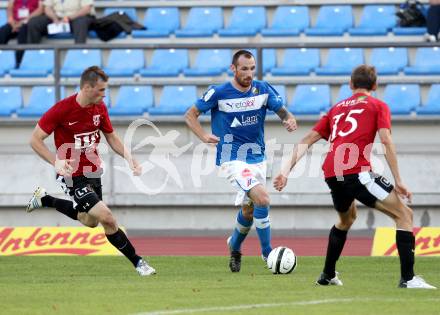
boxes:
[0,10,6,25]
[103,7,138,21]
[404,47,440,75]
[9,50,53,77]
[315,48,363,75]
[218,6,266,36]
[393,27,426,35]
[370,47,408,75]
[337,84,352,102]
[416,84,440,115]
[149,85,197,115]
[61,49,101,77]
[103,49,144,77]
[140,49,188,77]
[0,50,15,76]
[271,48,320,76]
[383,84,420,115]
[305,5,353,36]
[183,49,231,76]
[175,7,222,37]
[348,5,396,36]
[108,86,153,116]
[132,7,179,38]
[261,6,309,36]
[289,85,331,115]
[0,86,22,116]
[16,86,65,117]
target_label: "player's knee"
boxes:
[253,194,270,207]
[99,210,117,229]
[399,205,413,225]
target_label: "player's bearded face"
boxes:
[234,56,256,88]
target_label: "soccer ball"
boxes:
[267,246,297,274]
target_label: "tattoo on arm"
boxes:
[276,106,290,121]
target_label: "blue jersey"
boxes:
[195,80,283,165]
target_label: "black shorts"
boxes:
[325,171,394,213]
[56,175,103,212]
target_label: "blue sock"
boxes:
[229,208,253,251]
[253,205,272,258]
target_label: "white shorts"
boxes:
[219,160,267,206]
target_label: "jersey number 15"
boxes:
[330,109,365,142]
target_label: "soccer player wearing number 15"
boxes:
[274,65,436,289]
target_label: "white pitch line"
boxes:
[132,298,356,315]
[132,297,440,315]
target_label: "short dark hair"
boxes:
[232,49,254,66]
[351,65,377,91]
[80,66,109,89]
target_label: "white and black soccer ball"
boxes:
[267,246,297,274]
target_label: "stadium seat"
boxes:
[393,26,426,35]
[0,86,22,116]
[261,6,309,36]
[348,5,396,36]
[175,7,222,37]
[61,49,101,77]
[132,7,179,38]
[305,5,353,36]
[289,85,331,115]
[271,48,320,76]
[315,48,363,75]
[218,6,266,36]
[16,86,65,117]
[108,86,153,116]
[140,49,188,77]
[416,84,440,115]
[370,47,408,75]
[0,50,15,76]
[103,49,144,77]
[0,9,6,25]
[337,84,352,102]
[9,50,54,77]
[183,49,231,76]
[149,85,197,115]
[383,84,420,115]
[403,47,440,75]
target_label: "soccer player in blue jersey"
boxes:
[185,50,297,272]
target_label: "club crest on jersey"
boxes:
[93,115,100,126]
[252,87,259,95]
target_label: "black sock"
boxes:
[323,225,348,278]
[106,229,141,267]
[41,195,78,221]
[396,230,415,281]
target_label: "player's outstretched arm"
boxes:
[276,107,298,132]
[378,128,412,202]
[185,106,220,144]
[104,131,141,176]
[273,130,322,191]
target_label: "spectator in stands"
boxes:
[274,65,436,290]
[426,0,440,42]
[0,0,43,67]
[27,0,95,44]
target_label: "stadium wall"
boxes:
[0,119,439,230]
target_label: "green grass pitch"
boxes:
[0,256,439,315]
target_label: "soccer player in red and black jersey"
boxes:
[274,65,436,289]
[26,66,155,276]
